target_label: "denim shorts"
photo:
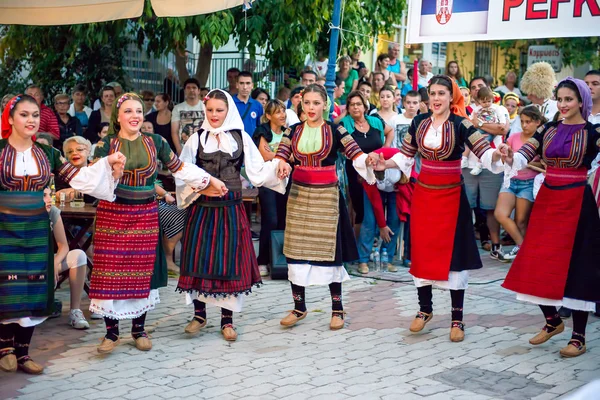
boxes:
[500,178,535,202]
[463,169,503,210]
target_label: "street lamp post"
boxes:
[324,0,343,119]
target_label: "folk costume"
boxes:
[388,80,500,341]
[501,78,600,357]
[175,90,285,341]
[91,93,211,353]
[275,119,375,330]
[0,95,117,373]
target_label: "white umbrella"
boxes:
[0,0,247,25]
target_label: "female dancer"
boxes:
[0,95,123,374]
[371,76,501,341]
[499,78,600,357]
[176,89,285,342]
[275,84,376,330]
[91,93,216,354]
[493,106,546,262]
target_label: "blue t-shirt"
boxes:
[233,95,263,136]
[74,111,89,128]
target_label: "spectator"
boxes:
[503,92,521,134]
[25,85,60,140]
[277,86,291,104]
[401,68,425,97]
[1,93,14,112]
[93,82,122,110]
[233,71,263,136]
[418,87,430,114]
[42,188,90,330]
[54,93,82,152]
[286,86,303,127]
[253,99,289,277]
[462,76,509,258]
[35,133,55,148]
[417,59,434,87]
[351,48,366,75]
[301,70,318,87]
[337,56,359,105]
[516,62,558,132]
[332,77,346,122]
[171,78,206,154]
[389,90,420,150]
[446,61,467,87]
[394,87,402,113]
[586,70,600,177]
[460,86,473,114]
[86,86,115,143]
[142,120,154,134]
[305,51,328,77]
[494,106,546,262]
[374,54,397,87]
[200,87,210,99]
[495,71,523,98]
[377,85,398,126]
[251,87,270,108]
[90,123,109,160]
[68,85,92,130]
[145,93,174,151]
[155,183,186,273]
[387,43,407,86]
[358,81,378,116]
[224,67,240,95]
[56,136,96,206]
[371,72,386,109]
[141,90,156,115]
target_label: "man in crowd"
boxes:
[301,70,318,87]
[224,68,240,96]
[171,78,206,155]
[417,59,434,87]
[357,81,378,115]
[387,43,407,87]
[463,76,509,259]
[68,84,92,131]
[370,72,386,109]
[25,84,60,140]
[233,71,263,136]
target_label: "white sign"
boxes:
[407,0,600,44]
[527,45,563,72]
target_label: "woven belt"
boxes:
[417,180,462,190]
[194,198,242,207]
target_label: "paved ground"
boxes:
[2,254,599,400]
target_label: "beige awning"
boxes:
[0,0,245,25]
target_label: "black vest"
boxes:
[195,129,244,192]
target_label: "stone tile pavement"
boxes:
[2,255,599,400]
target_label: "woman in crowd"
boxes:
[374,54,397,88]
[377,86,399,127]
[54,93,82,151]
[274,84,376,330]
[495,71,522,98]
[91,92,214,354]
[446,61,467,87]
[494,106,546,262]
[253,99,289,277]
[503,92,521,134]
[251,88,270,108]
[176,89,284,342]
[372,76,502,342]
[145,93,174,151]
[0,94,123,374]
[499,78,600,358]
[43,188,90,330]
[87,86,116,143]
[56,136,96,204]
[155,183,185,274]
[341,91,392,243]
[336,56,359,105]
[460,87,472,115]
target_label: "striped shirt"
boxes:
[40,105,60,140]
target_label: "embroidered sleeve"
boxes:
[337,125,363,160]
[274,127,294,161]
[157,136,183,173]
[518,124,545,163]
[462,119,492,159]
[399,119,418,158]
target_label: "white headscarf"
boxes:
[199,89,245,156]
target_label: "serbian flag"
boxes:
[419,0,489,37]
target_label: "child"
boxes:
[141,120,154,134]
[462,87,505,175]
[89,123,109,162]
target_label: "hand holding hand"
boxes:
[374,153,387,171]
[164,193,176,204]
[278,161,292,179]
[198,177,229,197]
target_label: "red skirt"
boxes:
[502,167,588,300]
[410,160,462,280]
[90,200,159,300]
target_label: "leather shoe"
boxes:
[559,340,586,358]
[221,325,237,341]
[450,321,465,342]
[358,263,369,274]
[184,317,207,334]
[132,335,152,351]
[280,310,308,327]
[330,311,346,330]
[17,357,43,375]
[97,337,120,354]
[529,322,564,345]
[0,350,17,373]
[386,263,398,273]
[409,311,433,332]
